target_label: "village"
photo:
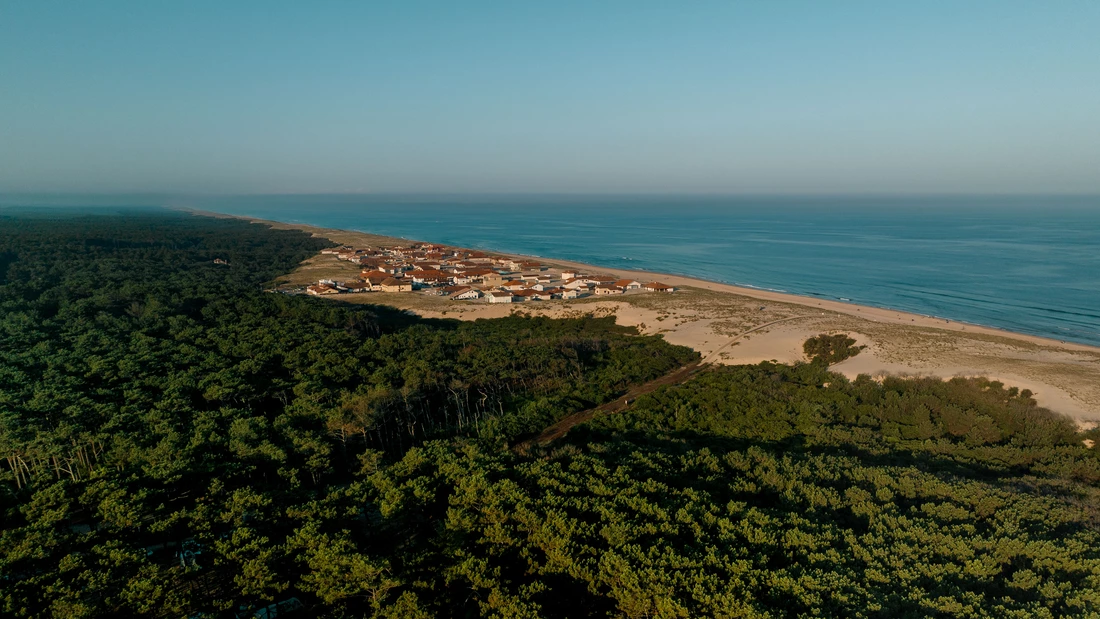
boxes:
[302,242,675,302]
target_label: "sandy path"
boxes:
[517,361,705,449]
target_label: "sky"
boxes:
[1,1,1099,195]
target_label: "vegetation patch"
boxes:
[804,332,866,364]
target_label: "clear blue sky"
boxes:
[1,1,1098,194]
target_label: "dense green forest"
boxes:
[3,210,1100,618]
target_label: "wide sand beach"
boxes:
[192,210,1100,425]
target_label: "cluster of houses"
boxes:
[304,243,675,302]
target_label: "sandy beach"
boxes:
[193,210,1100,424]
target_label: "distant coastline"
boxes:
[175,195,1100,348]
[184,207,1100,356]
[181,206,1100,422]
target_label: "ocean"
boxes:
[183,195,1100,346]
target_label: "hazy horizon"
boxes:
[2,2,1099,195]
[4,190,1100,206]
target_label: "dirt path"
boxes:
[515,360,704,450]
[517,316,816,450]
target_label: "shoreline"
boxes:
[183,207,1100,422]
[185,207,1100,355]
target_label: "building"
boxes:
[614,279,642,290]
[338,281,370,293]
[481,273,505,287]
[487,291,516,304]
[408,269,452,286]
[360,272,391,288]
[644,282,675,293]
[594,285,623,295]
[587,276,618,286]
[450,287,482,300]
[380,277,413,292]
[562,279,592,290]
[306,283,340,296]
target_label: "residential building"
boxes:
[380,278,413,292]
[306,284,340,296]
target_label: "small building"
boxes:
[587,276,618,286]
[487,291,516,304]
[361,272,391,289]
[562,279,592,290]
[306,284,340,296]
[644,282,675,293]
[338,281,371,293]
[561,289,581,299]
[408,269,451,284]
[380,277,412,292]
[513,289,540,301]
[450,287,482,300]
[594,285,623,296]
[614,279,642,290]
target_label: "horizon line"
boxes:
[3,190,1100,200]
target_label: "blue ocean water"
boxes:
[187,195,1100,346]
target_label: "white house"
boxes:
[487,291,516,304]
[450,287,482,300]
[338,281,371,293]
[562,279,592,290]
[614,279,643,290]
